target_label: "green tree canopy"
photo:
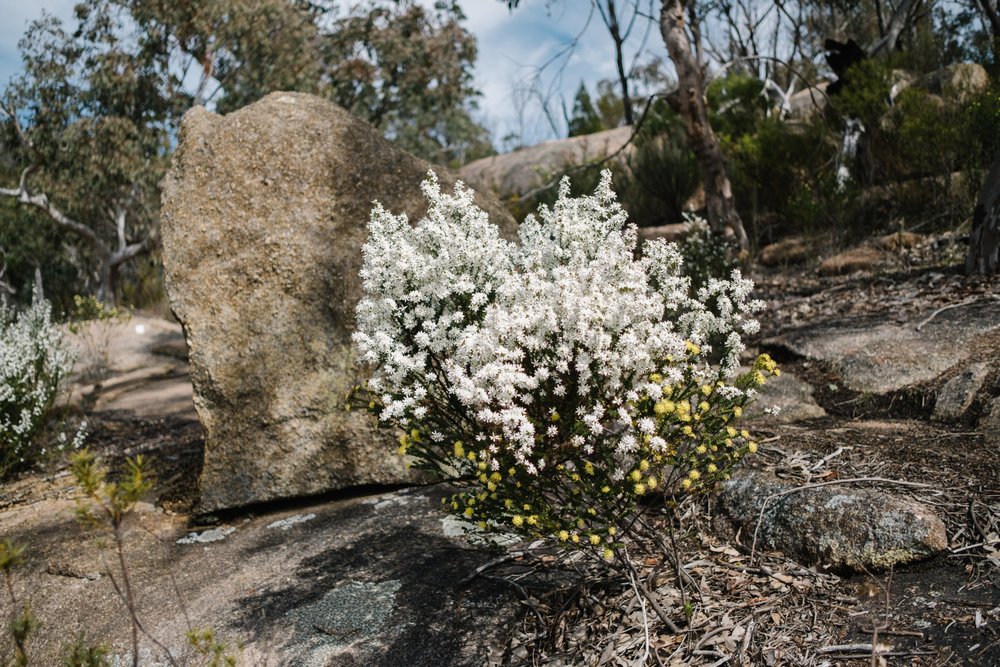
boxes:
[320,0,492,165]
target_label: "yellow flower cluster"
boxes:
[406,352,778,560]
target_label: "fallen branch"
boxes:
[915,295,1000,331]
[458,551,523,586]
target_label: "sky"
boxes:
[0,0,669,150]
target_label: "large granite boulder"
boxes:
[912,63,989,103]
[161,92,518,512]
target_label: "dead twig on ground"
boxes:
[915,295,1000,331]
[459,551,523,586]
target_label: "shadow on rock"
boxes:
[233,488,518,666]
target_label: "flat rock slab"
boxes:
[0,484,517,666]
[765,301,1000,394]
[718,470,947,572]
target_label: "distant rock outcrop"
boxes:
[459,126,633,200]
[910,63,989,103]
[161,92,518,512]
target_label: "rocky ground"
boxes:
[1,241,998,666]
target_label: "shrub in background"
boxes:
[68,294,130,383]
[354,172,775,562]
[617,100,700,228]
[724,115,838,243]
[678,214,738,293]
[0,294,75,479]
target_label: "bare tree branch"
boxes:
[0,183,108,255]
[973,0,1000,40]
[869,0,919,56]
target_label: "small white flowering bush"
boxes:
[0,295,75,479]
[354,171,777,560]
[679,213,739,293]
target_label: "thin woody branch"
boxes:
[0,182,109,256]
[0,102,154,302]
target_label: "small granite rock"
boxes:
[718,470,947,572]
[978,396,1000,434]
[876,231,924,251]
[933,362,991,421]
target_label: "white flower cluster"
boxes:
[354,171,763,477]
[0,294,74,476]
[679,212,738,292]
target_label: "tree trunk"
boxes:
[973,0,1000,60]
[97,257,115,306]
[605,0,634,126]
[967,157,1000,275]
[659,0,749,253]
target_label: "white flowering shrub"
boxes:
[354,171,777,559]
[679,213,738,293]
[0,295,75,478]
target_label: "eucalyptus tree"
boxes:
[319,0,492,165]
[505,0,750,251]
[0,10,169,304]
